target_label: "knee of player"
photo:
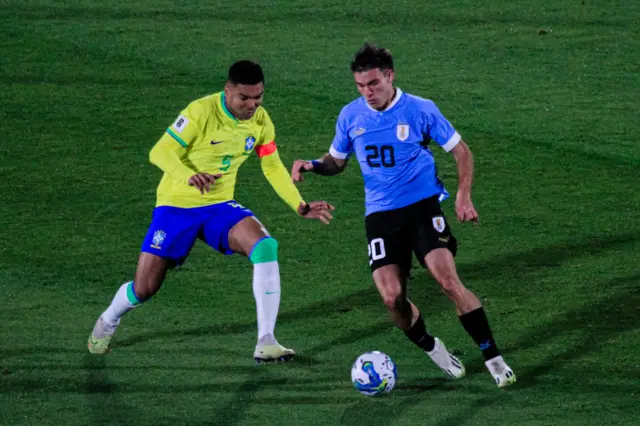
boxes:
[381,290,405,311]
[131,280,159,301]
[438,275,465,294]
[249,237,279,264]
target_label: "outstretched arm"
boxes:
[260,148,305,211]
[260,148,335,223]
[291,153,348,182]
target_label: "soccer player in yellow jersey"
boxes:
[88,60,334,362]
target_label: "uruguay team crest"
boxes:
[151,230,166,249]
[432,216,445,233]
[397,124,410,141]
[244,135,256,152]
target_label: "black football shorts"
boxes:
[365,195,458,274]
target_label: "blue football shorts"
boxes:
[141,200,255,265]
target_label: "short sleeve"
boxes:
[420,100,460,152]
[165,103,204,148]
[329,110,353,159]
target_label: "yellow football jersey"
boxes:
[149,92,299,209]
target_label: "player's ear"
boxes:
[223,82,230,97]
[387,70,395,84]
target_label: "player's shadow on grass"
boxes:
[340,379,453,426]
[512,273,640,387]
[432,273,639,426]
[82,353,140,424]
[115,286,384,349]
[115,232,638,350]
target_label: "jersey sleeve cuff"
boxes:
[441,132,461,152]
[329,146,349,160]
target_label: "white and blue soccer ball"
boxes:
[351,351,397,396]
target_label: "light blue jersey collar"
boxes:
[364,88,404,112]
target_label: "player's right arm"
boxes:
[149,108,220,193]
[291,109,351,182]
[291,153,347,181]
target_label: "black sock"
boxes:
[404,315,436,352]
[459,307,501,360]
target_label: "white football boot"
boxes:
[426,338,466,379]
[485,355,516,388]
[253,334,295,363]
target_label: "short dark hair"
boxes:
[350,43,394,73]
[228,60,264,85]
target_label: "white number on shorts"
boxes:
[368,238,386,265]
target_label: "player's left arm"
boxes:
[450,141,478,222]
[423,100,478,223]
[257,113,334,222]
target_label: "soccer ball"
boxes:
[351,351,397,396]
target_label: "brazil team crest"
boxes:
[244,135,256,152]
[151,230,166,249]
[397,124,410,141]
[432,216,445,233]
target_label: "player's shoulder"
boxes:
[251,105,273,128]
[182,92,220,121]
[403,92,439,111]
[338,97,368,119]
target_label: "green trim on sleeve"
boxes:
[166,128,188,147]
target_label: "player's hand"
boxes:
[291,160,314,183]
[188,173,222,194]
[298,201,335,224]
[455,193,479,223]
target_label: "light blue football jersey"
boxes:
[330,89,461,216]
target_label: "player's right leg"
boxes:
[372,264,465,380]
[88,206,197,355]
[88,253,168,354]
[366,210,465,380]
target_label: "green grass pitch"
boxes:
[1,1,639,425]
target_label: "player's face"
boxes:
[354,68,395,110]
[224,82,264,120]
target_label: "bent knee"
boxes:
[132,279,161,300]
[380,288,409,311]
[381,294,402,311]
[438,275,466,295]
[249,237,279,264]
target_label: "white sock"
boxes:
[101,281,142,327]
[252,261,281,342]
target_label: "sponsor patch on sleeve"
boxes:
[172,115,189,133]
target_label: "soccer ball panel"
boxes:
[351,351,397,396]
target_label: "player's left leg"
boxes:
[225,214,294,363]
[425,248,516,388]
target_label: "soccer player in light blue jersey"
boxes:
[292,43,515,388]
